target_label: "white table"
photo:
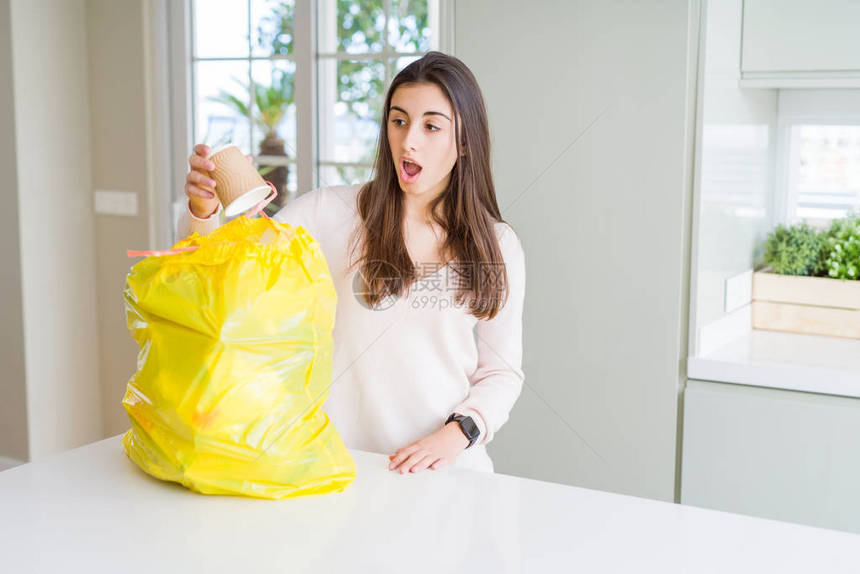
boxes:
[1,436,857,573]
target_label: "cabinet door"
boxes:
[681,380,860,534]
[742,0,860,75]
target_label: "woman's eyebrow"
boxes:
[389,105,451,122]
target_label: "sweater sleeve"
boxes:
[452,223,526,446]
[177,200,223,240]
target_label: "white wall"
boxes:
[87,0,153,437]
[456,0,700,501]
[0,0,161,462]
[0,0,28,462]
[8,0,102,459]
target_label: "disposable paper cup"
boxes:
[207,145,271,218]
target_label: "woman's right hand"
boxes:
[185,144,221,219]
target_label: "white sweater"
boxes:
[177,183,526,473]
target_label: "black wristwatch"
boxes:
[446,413,480,449]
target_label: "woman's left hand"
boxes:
[388,422,470,474]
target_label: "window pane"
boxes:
[193,0,249,58]
[251,60,297,199]
[250,60,297,154]
[251,0,295,57]
[319,0,385,54]
[391,55,420,79]
[792,125,860,222]
[318,58,385,163]
[318,164,373,187]
[388,0,431,52]
[194,60,252,154]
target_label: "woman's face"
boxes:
[387,82,460,203]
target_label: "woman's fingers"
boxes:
[185,182,214,199]
[189,154,216,172]
[398,450,431,474]
[190,170,217,189]
[185,145,221,207]
[389,445,446,473]
[408,454,437,474]
[185,170,216,198]
[389,444,418,470]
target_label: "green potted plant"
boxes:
[762,222,829,276]
[822,214,860,280]
[753,213,860,339]
[208,68,293,211]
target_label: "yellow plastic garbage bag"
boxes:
[121,215,356,499]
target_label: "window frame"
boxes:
[187,0,307,199]
[163,0,454,243]
[314,0,453,188]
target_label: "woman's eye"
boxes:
[426,124,439,132]
[392,118,406,126]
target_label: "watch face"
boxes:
[458,416,479,440]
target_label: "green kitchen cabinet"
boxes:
[681,379,860,534]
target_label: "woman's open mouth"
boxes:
[400,157,423,184]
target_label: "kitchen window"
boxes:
[185,0,451,217]
[783,124,860,226]
[316,0,444,188]
[776,90,860,228]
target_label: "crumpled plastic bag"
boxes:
[121,215,355,499]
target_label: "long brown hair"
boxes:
[350,51,510,320]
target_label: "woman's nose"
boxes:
[403,124,421,151]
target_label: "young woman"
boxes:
[179,51,525,475]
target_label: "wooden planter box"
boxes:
[752,268,860,339]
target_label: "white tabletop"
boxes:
[1,436,857,573]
